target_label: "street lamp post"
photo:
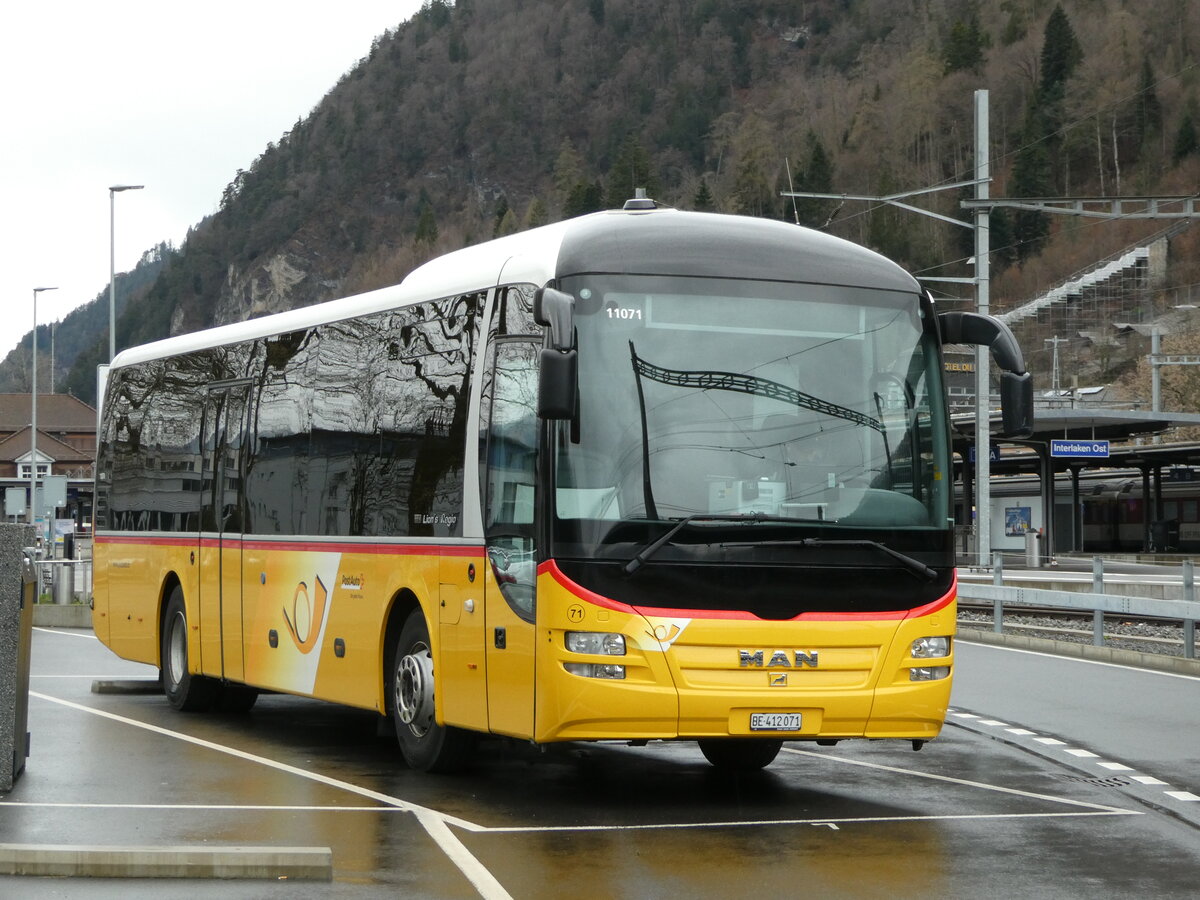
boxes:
[30,286,58,527]
[109,184,144,362]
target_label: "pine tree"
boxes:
[943,16,987,74]
[793,131,834,228]
[553,140,586,204]
[415,202,439,245]
[1010,110,1053,260]
[605,136,658,208]
[523,197,548,229]
[1039,4,1082,104]
[564,181,604,218]
[692,178,715,212]
[493,196,510,236]
[1134,55,1163,148]
[495,208,519,237]
[1173,107,1198,164]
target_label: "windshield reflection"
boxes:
[553,275,948,555]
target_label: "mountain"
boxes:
[0,244,174,399]
[7,0,1200,406]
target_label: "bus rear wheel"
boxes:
[697,739,783,771]
[161,587,219,712]
[391,611,474,773]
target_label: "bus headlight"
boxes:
[911,636,951,659]
[566,632,626,655]
[564,662,626,679]
[910,666,951,681]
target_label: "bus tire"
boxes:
[161,586,219,712]
[391,610,474,773]
[217,684,258,713]
[697,739,783,771]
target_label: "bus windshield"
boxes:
[552,274,950,557]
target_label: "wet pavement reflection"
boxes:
[3,629,1198,899]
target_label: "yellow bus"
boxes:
[93,202,1031,771]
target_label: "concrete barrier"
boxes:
[31,603,92,629]
[0,523,35,791]
[0,843,333,879]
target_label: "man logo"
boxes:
[739,650,819,668]
[770,672,788,687]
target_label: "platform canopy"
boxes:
[951,408,1200,554]
[952,408,1200,474]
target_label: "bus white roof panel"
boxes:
[109,208,918,369]
[109,216,576,369]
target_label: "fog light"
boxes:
[911,636,951,659]
[564,662,626,679]
[566,632,626,655]
[910,666,951,681]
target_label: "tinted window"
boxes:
[247,295,481,538]
[99,357,207,532]
[244,330,317,535]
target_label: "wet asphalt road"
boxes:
[2,628,1198,898]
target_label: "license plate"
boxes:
[750,712,802,732]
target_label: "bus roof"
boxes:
[109,207,919,369]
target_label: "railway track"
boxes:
[957,603,1195,656]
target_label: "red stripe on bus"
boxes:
[95,534,482,557]
[539,559,955,621]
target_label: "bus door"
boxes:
[198,382,250,682]
[481,339,539,738]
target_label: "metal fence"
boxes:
[957,554,1199,659]
[28,535,92,606]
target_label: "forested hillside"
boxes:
[7,0,1200,405]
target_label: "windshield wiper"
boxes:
[716,534,937,581]
[623,513,792,576]
[796,537,936,581]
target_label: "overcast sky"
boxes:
[1,0,424,361]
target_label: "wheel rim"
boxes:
[167,611,186,688]
[396,642,435,736]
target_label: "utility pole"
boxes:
[973,90,991,568]
[1044,335,1069,393]
[781,91,994,566]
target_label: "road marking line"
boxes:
[415,811,513,900]
[951,709,1191,808]
[0,802,407,812]
[26,688,1138,873]
[977,719,1009,726]
[1005,728,1037,736]
[1165,791,1200,802]
[30,692,432,813]
[780,747,1138,815]
[32,627,98,639]
[476,811,1135,834]
[32,674,154,680]
[958,640,1200,681]
[28,691,504,898]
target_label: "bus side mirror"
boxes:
[1000,371,1033,438]
[938,310,1034,439]
[538,348,577,419]
[534,287,575,352]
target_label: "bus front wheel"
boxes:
[391,611,473,773]
[697,739,783,771]
[161,587,219,712]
